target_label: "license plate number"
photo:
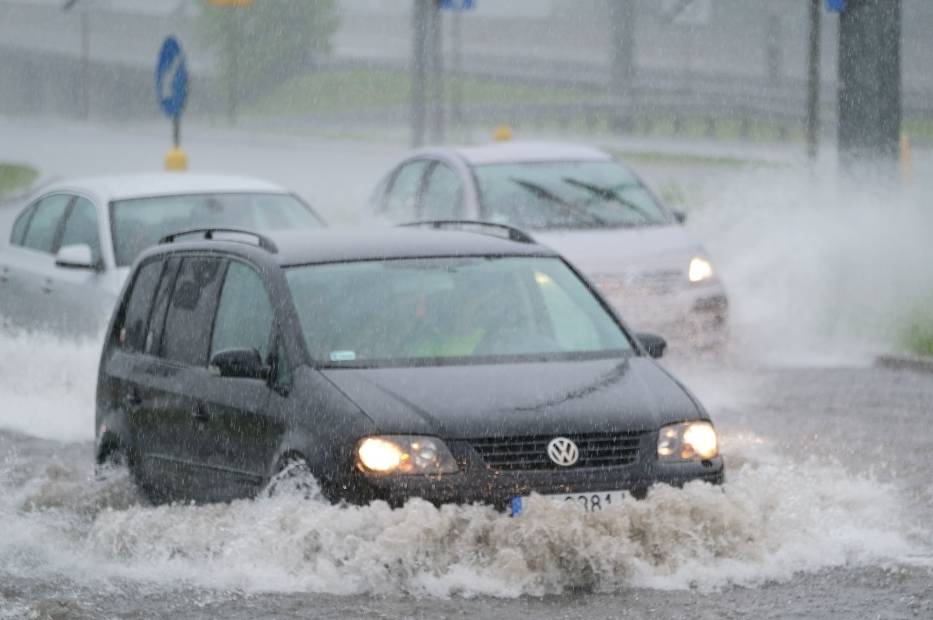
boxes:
[511,490,625,516]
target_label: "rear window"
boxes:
[110,193,323,267]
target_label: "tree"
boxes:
[197,0,340,123]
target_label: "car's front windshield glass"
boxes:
[474,161,670,230]
[110,192,322,266]
[286,256,633,367]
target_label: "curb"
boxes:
[875,354,933,375]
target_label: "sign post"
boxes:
[156,36,189,171]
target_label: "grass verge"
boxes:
[0,163,38,197]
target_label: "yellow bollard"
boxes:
[900,132,912,184]
[493,124,513,142]
[164,146,188,172]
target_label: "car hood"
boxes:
[320,357,702,439]
[533,225,704,275]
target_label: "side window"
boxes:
[120,259,163,352]
[59,197,101,264]
[10,205,34,246]
[160,257,226,366]
[211,262,274,362]
[21,194,72,253]
[383,160,430,220]
[145,258,181,356]
[420,163,463,219]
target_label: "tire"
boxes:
[265,456,320,500]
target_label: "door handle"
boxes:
[0,267,8,283]
[191,403,209,422]
[41,278,53,294]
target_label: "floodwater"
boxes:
[2,121,933,618]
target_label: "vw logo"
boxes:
[546,437,579,467]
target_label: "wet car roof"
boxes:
[40,173,289,203]
[449,142,613,166]
[153,227,558,267]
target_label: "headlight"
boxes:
[688,257,714,283]
[657,421,719,461]
[356,435,458,475]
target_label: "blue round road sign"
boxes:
[156,36,189,119]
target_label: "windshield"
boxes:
[474,161,670,230]
[286,256,633,367]
[110,192,322,266]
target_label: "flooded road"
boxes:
[1,330,931,618]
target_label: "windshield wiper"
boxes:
[509,177,608,226]
[561,177,656,224]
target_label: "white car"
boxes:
[0,173,324,336]
[369,142,727,346]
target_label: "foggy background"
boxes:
[2,0,932,145]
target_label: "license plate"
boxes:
[510,490,626,516]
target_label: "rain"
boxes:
[1,1,932,618]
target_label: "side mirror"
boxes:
[637,332,667,359]
[673,211,687,224]
[209,348,270,380]
[55,244,98,270]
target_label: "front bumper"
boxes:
[594,278,729,348]
[345,438,724,509]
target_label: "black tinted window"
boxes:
[146,258,181,356]
[21,194,71,253]
[161,258,225,366]
[211,262,274,361]
[59,197,101,264]
[121,259,163,352]
[420,163,462,219]
[10,205,33,245]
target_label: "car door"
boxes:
[0,193,73,331]
[134,256,226,501]
[195,260,280,501]
[419,161,464,220]
[0,202,37,328]
[48,196,112,334]
[379,159,431,222]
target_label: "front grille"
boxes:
[592,271,683,297]
[469,432,644,471]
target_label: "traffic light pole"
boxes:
[837,0,901,170]
[805,0,820,162]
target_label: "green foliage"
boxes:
[197,0,339,102]
[0,163,38,197]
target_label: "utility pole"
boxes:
[62,0,90,120]
[411,0,429,147]
[607,0,636,132]
[805,0,821,162]
[837,0,901,170]
[427,1,444,144]
[450,8,464,139]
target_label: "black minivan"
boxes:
[95,223,722,511]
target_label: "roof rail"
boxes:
[397,219,535,244]
[158,227,279,253]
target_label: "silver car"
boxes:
[0,173,324,336]
[369,142,727,346]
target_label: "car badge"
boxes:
[546,437,579,467]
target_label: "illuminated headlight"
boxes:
[657,421,719,461]
[688,257,714,283]
[356,435,458,475]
